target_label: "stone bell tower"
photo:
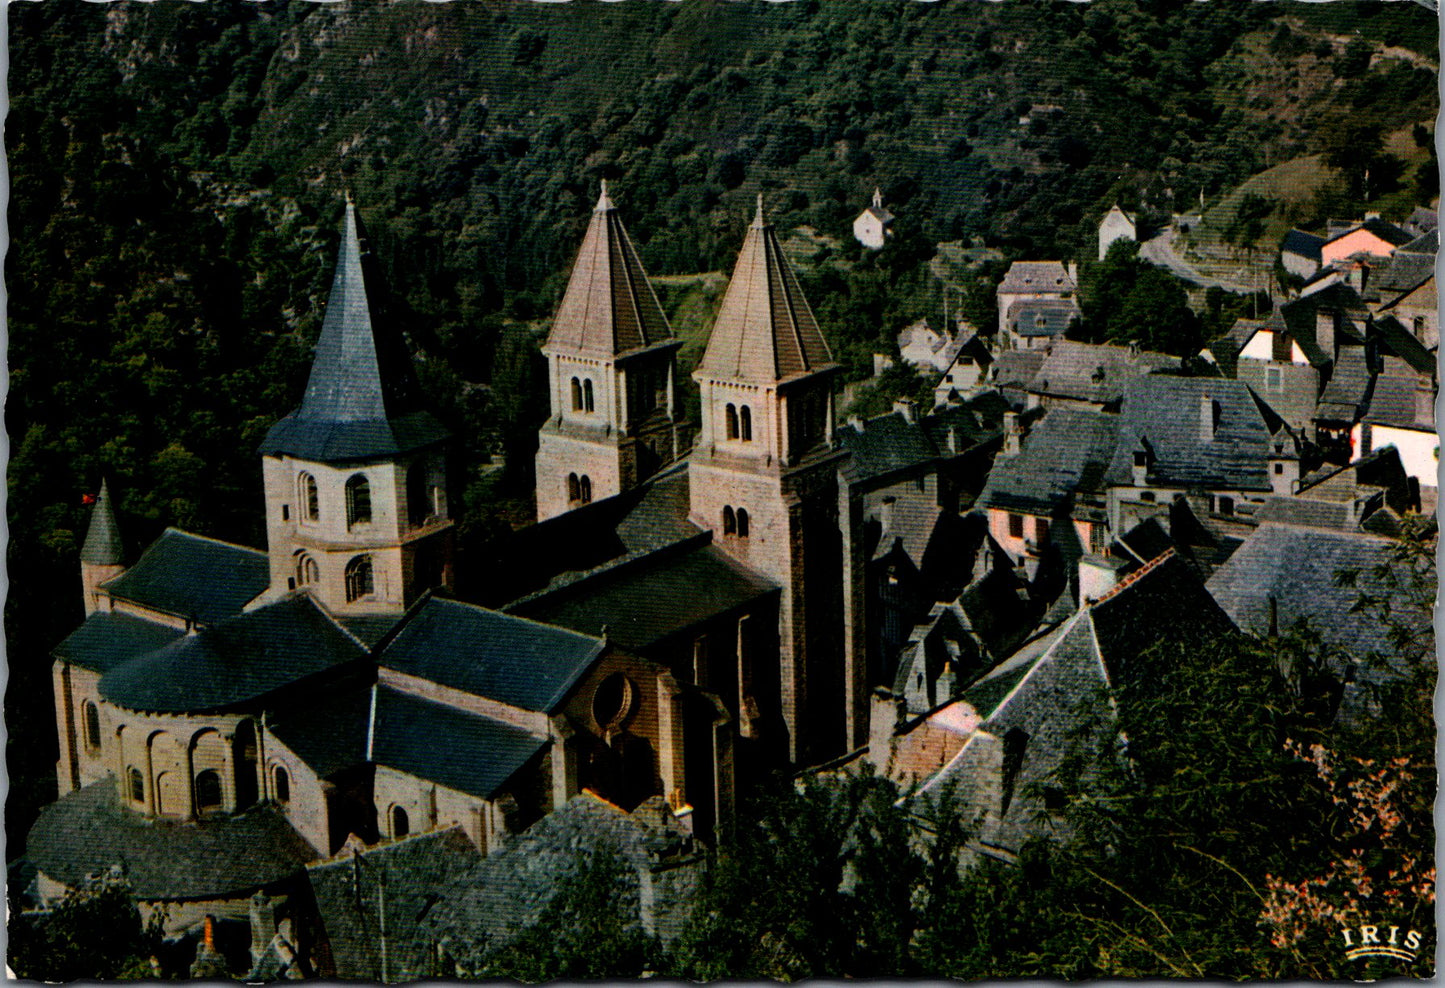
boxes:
[257,199,454,616]
[535,183,687,521]
[689,195,851,765]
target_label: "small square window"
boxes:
[281,504,290,521]
[1274,463,1284,475]
[1140,491,1156,503]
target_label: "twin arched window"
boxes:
[295,552,319,587]
[345,555,375,602]
[570,377,596,413]
[345,473,372,528]
[298,472,320,522]
[568,473,593,505]
[725,404,753,441]
[83,701,101,750]
[722,506,750,537]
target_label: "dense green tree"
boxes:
[8,876,161,981]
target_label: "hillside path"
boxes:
[1138,226,1256,294]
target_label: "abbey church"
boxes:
[28,187,1000,955]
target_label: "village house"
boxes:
[1318,214,1417,268]
[995,260,1081,350]
[1280,229,1327,280]
[1097,204,1137,261]
[932,333,994,406]
[1020,339,1178,411]
[853,187,894,250]
[896,318,962,373]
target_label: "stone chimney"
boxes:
[1131,445,1150,487]
[1316,309,1336,357]
[1066,260,1078,286]
[1199,395,1217,443]
[1002,411,1023,456]
[866,687,907,774]
[1268,442,1300,495]
[946,426,959,455]
[848,415,864,433]
[893,398,917,424]
[878,496,896,534]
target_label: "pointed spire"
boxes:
[259,198,449,462]
[545,188,674,357]
[697,207,836,385]
[81,478,124,566]
[873,187,883,209]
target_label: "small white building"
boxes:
[1098,205,1137,261]
[896,319,961,373]
[853,188,894,250]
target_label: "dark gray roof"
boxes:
[80,479,124,566]
[837,410,938,482]
[920,391,1008,453]
[52,612,184,674]
[373,686,548,799]
[998,261,1075,294]
[27,778,317,900]
[992,349,1048,390]
[1105,376,1273,492]
[1026,340,1178,405]
[423,794,698,966]
[101,529,268,626]
[509,544,776,653]
[99,594,368,714]
[1316,347,1372,422]
[267,683,372,779]
[1207,524,1410,673]
[259,202,449,463]
[380,598,605,713]
[1361,372,1431,429]
[1373,316,1436,375]
[1280,229,1325,261]
[978,408,1120,515]
[1398,228,1437,256]
[307,827,483,982]
[1369,252,1436,296]
[1254,497,1356,531]
[1007,300,1080,337]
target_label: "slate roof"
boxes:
[379,598,605,713]
[1105,376,1273,492]
[81,478,124,566]
[101,528,268,626]
[1254,497,1356,531]
[307,827,483,982]
[1280,229,1325,261]
[373,686,548,800]
[998,261,1075,295]
[1316,346,1373,422]
[1398,228,1438,256]
[1368,252,1436,296]
[99,594,368,714]
[1026,340,1178,405]
[1373,316,1436,375]
[1006,299,1080,338]
[545,184,676,359]
[978,407,1120,515]
[267,683,373,779]
[1361,372,1431,430]
[1207,524,1410,672]
[509,544,777,653]
[52,611,184,675]
[696,196,836,385]
[920,391,1008,454]
[837,410,938,482]
[259,202,449,463]
[27,778,317,900]
[992,349,1047,393]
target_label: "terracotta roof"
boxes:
[545,184,675,359]
[696,196,836,384]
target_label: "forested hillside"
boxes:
[5,0,1437,853]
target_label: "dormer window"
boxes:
[1133,450,1148,468]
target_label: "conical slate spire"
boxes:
[697,198,835,384]
[259,200,449,462]
[545,185,674,358]
[81,478,124,566]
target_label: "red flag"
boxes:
[81,493,96,506]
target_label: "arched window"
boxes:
[295,552,319,587]
[571,377,583,411]
[345,474,372,528]
[391,805,410,839]
[298,472,319,522]
[736,508,750,538]
[195,769,222,812]
[273,766,291,804]
[723,506,736,535]
[83,701,101,750]
[583,379,595,412]
[345,555,375,602]
[725,403,739,440]
[739,405,752,441]
[568,473,581,503]
[578,475,592,504]
[128,766,145,804]
[407,462,431,528]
